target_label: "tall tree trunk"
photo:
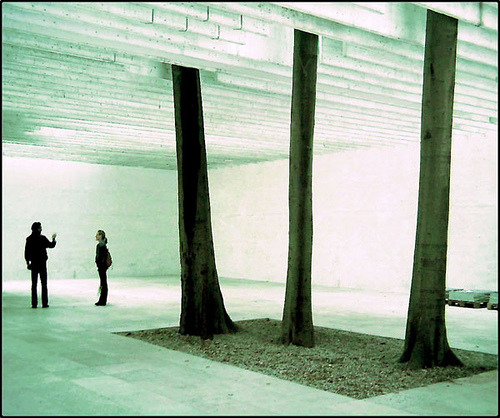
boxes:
[172,64,237,340]
[400,10,462,369]
[281,30,318,348]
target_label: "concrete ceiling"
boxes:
[2,2,498,169]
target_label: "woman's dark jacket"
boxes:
[95,241,108,270]
[25,232,56,265]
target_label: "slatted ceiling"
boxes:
[0,26,492,90]
[2,2,497,170]
[2,2,275,60]
[458,41,498,68]
[1,65,491,116]
[213,69,494,125]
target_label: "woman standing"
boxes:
[95,229,109,306]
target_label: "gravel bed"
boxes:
[117,318,497,400]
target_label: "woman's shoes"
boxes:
[94,302,106,306]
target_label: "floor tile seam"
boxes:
[7,324,497,404]
[2,332,187,370]
[49,331,369,405]
[24,330,299,385]
[4,376,134,414]
[127,369,358,404]
[185,392,355,415]
[132,379,315,405]
[69,374,214,413]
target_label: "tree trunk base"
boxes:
[281,318,314,348]
[399,346,463,369]
[179,322,238,340]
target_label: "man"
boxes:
[25,222,57,308]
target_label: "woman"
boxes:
[95,229,109,306]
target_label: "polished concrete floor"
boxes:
[2,276,498,416]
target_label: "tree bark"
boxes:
[400,10,462,369]
[172,64,237,339]
[281,30,318,348]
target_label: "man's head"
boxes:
[31,222,42,233]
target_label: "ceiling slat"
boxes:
[2,2,497,170]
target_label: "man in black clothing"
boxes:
[25,222,57,308]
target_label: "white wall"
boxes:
[447,132,498,291]
[2,157,180,281]
[209,159,290,283]
[209,133,498,292]
[3,130,497,293]
[209,144,420,292]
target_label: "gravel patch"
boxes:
[116,318,497,399]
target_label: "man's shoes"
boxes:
[31,306,37,309]
[95,302,106,306]
[42,305,49,308]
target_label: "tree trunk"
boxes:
[281,30,318,348]
[172,64,237,339]
[400,10,462,369]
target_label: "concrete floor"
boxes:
[2,276,498,416]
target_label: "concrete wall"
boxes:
[2,157,180,281]
[209,134,498,292]
[209,144,420,291]
[2,132,497,292]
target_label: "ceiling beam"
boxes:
[209,2,498,50]
[4,3,496,83]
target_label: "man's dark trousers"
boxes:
[31,262,49,307]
